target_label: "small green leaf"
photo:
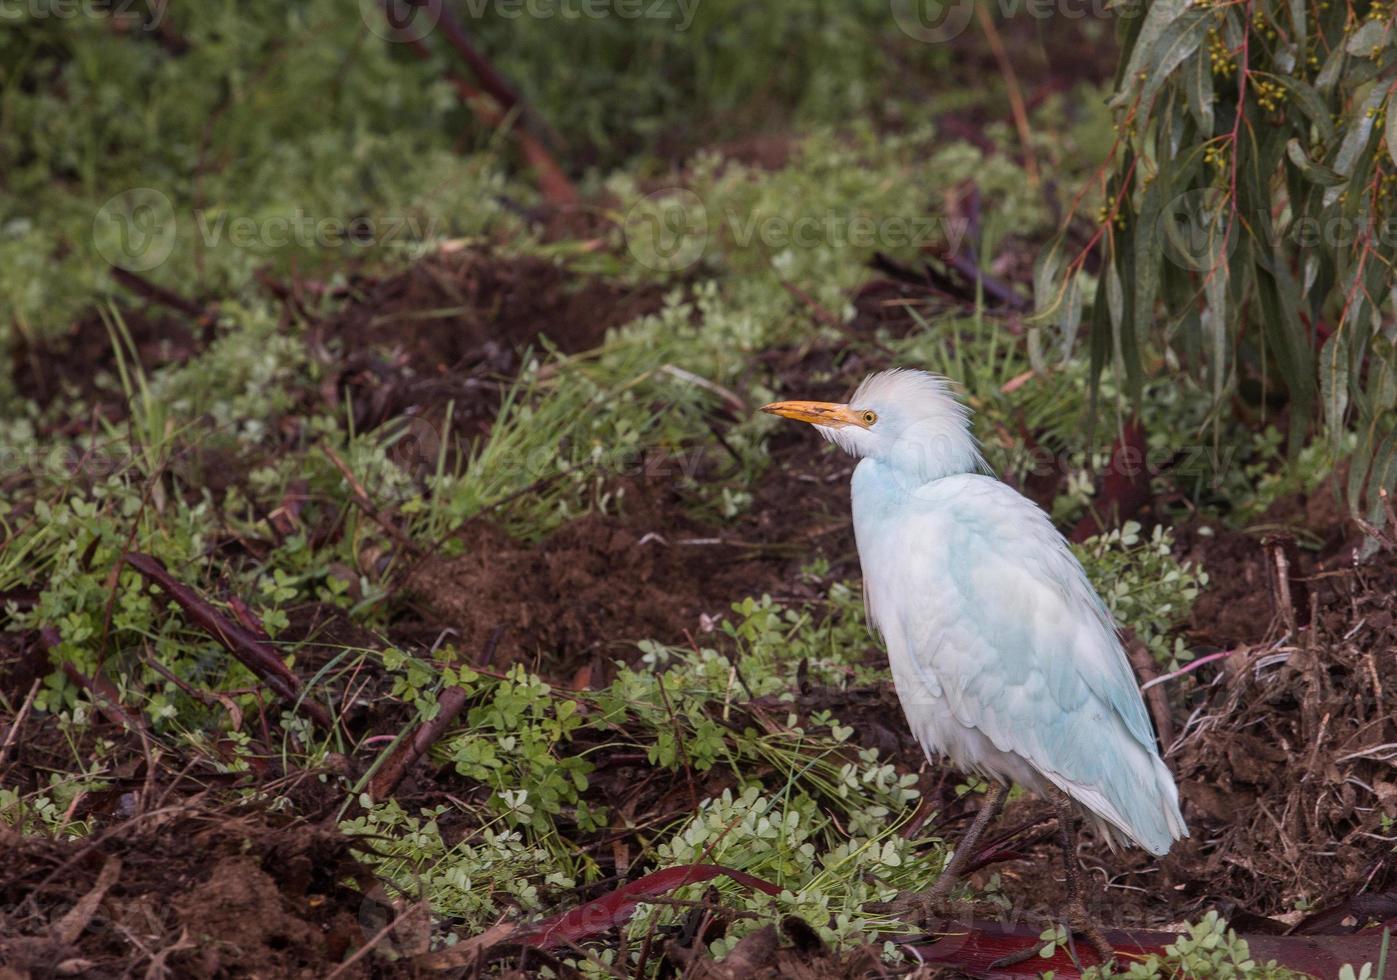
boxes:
[1387,91,1397,167]
[1276,75,1337,145]
[1285,137,1346,185]
[1183,48,1215,133]
[1345,20,1392,58]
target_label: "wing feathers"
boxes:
[876,474,1187,854]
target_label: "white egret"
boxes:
[762,368,1186,962]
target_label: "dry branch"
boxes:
[122,552,333,729]
[377,3,577,206]
[368,626,504,800]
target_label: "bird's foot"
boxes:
[868,880,969,930]
[1064,894,1116,968]
[987,909,1115,972]
[1069,913,1116,970]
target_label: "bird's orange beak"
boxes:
[760,400,870,429]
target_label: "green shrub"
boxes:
[1040,0,1397,531]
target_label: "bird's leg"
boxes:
[1050,790,1115,967]
[913,780,1009,921]
[989,791,1115,971]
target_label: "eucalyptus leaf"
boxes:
[1058,273,1084,361]
[1319,329,1351,449]
[1136,9,1213,126]
[1183,49,1215,134]
[1275,76,1336,145]
[1344,20,1392,58]
[1285,138,1346,186]
[1387,92,1397,167]
[1110,0,1194,108]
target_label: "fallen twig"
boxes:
[0,676,42,769]
[109,266,208,319]
[367,627,504,800]
[938,249,1032,312]
[974,5,1039,186]
[326,899,431,980]
[1139,648,1242,693]
[121,552,333,729]
[434,6,565,151]
[320,444,423,556]
[1125,634,1175,748]
[50,856,122,946]
[39,626,147,731]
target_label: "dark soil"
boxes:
[10,307,206,418]
[9,38,1397,971]
[0,807,404,980]
[397,444,858,677]
[315,248,665,445]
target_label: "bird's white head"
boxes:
[761,369,985,484]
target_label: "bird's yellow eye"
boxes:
[860,410,878,426]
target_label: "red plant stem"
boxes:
[1139,647,1241,691]
[1228,0,1252,211]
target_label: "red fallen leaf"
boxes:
[907,917,1397,978]
[518,864,781,949]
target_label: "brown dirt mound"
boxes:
[1181,479,1361,652]
[1165,543,1397,918]
[11,308,205,416]
[317,249,665,443]
[399,452,857,674]
[0,808,400,979]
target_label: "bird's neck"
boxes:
[851,454,970,508]
[863,432,984,488]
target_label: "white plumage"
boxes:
[766,369,1187,856]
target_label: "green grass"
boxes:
[0,7,1348,975]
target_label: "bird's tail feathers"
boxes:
[1048,752,1188,857]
